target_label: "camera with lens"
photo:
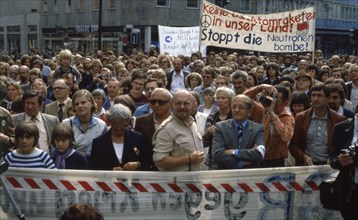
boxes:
[346,143,358,163]
[96,74,104,80]
[259,92,277,106]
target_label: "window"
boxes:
[187,0,199,8]
[65,0,71,13]
[7,26,20,32]
[93,0,99,10]
[43,1,48,14]
[28,25,37,32]
[108,0,115,9]
[54,0,59,14]
[157,0,169,7]
[0,27,4,32]
[78,0,85,11]
[239,0,250,12]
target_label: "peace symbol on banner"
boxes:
[200,15,212,28]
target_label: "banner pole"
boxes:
[198,0,204,57]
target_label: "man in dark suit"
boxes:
[135,88,172,170]
[345,64,358,107]
[166,58,189,93]
[44,79,72,122]
[12,90,59,153]
[330,117,358,220]
[211,94,265,170]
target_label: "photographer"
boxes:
[330,117,358,220]
[244,84,295,167]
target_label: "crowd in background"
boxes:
[0,47,357,171]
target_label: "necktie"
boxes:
[31,117,36,123]
[237,124,243,148]
[58,103,64,122]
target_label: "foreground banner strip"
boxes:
[0,166,343,220]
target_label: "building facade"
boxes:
[0,0,357,57]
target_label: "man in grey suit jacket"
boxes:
[45,79,72,122]
[12,90,59,153]
[211,94,265,170]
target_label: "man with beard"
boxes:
[79,57,93,89]
[153,90,205,171]
[18,65,31,92]
[166,58,189,93]
[327,83,354,118]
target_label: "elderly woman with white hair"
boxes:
[90,103,152,171]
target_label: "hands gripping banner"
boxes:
[200,0,316,52]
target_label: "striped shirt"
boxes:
[5,148,56,169]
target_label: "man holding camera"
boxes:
[244,84,295,167]
[330,115,358,220]
[289,83,346,166]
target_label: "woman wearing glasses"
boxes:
[158,54,173,74]
[90,104,152,171]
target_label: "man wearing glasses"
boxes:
[45,79,71,122]
[135,88,172,170]
[153,90,205,171]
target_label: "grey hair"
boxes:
[91,89,107,102]
[214,87,235,102]
[105,103,132,122]
[151,88,173,101]
[230,70,248,83]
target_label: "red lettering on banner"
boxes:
[203,2,228,17]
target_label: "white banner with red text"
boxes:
[0,166,342,219]
[200,0,315,53]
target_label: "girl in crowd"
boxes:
[51,123,88,169]
[260,63,281,85]
[63,90,108,157]
[91,89,110,126]
[197,87,219,116]
[32,78,53,110]
[185,72,203,91]
[289,91,311,117]
[5,122,56,169]
[2,82,23,111]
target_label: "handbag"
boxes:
[319,171,342,211]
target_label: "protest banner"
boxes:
[158,25,201,56]
[200,0,315,53]
[0,166,342,219]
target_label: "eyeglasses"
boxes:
[53,87,67,91]
[160,61,167,64]
[149,99,170,105]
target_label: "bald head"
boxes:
[172,90,193,121]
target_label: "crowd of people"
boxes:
[0,48,357,219]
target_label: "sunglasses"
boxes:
[149,99,170,105]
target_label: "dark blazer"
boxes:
[346,81,352,101]
[288,107,346,165]
[166,70,189,91]
[330,118,358,219]
[134,113,157,170]
[90,128,153,170]
[211,119,264,170]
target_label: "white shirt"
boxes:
[170,71,185,93]
[113,143,124,164]
[25,113,49,153]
